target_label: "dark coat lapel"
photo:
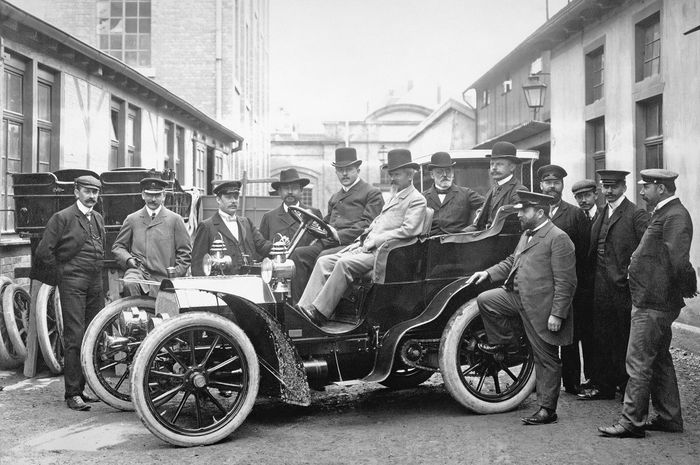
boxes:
[276,205,297,227]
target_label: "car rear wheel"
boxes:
[439,298,535,414]
[81,296,156,411]
[131,312,259,447]
[35,284,64,374]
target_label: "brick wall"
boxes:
[0,243,31,287]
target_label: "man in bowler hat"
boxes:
[469,141,528,231]
[599,169,693,437]
[289,147,384,302]
[35,175,105,411]
[422,151,484,235]
[297,149,426,325]
[112,177,192,295]
[467,191,577,425]
[259,168,321,247]
[192,180,272,276]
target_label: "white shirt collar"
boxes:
[342,177,361,192]
[283,202,300,213]
[76,201,93,216]
[497,174,513,186]
[607,195,625,213]
[146,205,162,217]
[218,209,237,222]
[654,195,678,212]
[587,204,598,218]
[532,219,549,233]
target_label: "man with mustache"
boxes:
[469,141,528,231]
[296,149,426,325]
[537,165,590,395]
[35,175,106,411]
[572,179,600,222]
[467,190,577,425]
[289,147,384,302]
[112,177,192,295]
[259,168,321,247]
[578,170,649,401]
[422,151,484,235]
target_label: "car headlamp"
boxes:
[261,257,274,283]
[203,235,233,276]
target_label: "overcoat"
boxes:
[112,206,192,280]
[325,179,384,245]
[259,203,322,247]
[473,176,527,229]
[550,200,590,277]
[360,184,427,251]
[629,198,693,312]
[423,184,484,235]
[485,221,577,346]
[191,212,272,276]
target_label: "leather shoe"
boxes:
[295,304,329,326]
[577,387,615,400]
[644,417,683,432]
[598,423,645,438]
[80,391,99,403]
[564,385,581,395]
[66,395,91,411]
[521,407,557,425]
[477,341,520,355]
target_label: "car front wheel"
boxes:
[439,298,535,414]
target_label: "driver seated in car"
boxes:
[296,149,427,325]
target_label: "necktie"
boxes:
[585,210,591,221]
[151,212,156,221]
[85,212,92,222]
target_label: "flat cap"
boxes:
[537,164,567,181]
[486,141,524,164]
[140,177,168,193]
[571,179,597,195]
[75,175,101,189]
[637,168,679,185]
[213,180,242,196]
[596,169,630,185]
[514,190,555,209]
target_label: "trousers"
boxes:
[289,241,344,303]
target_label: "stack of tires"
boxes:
[0,276,31,369]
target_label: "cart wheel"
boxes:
[439,298,536,414]
[0,280,25,369]
[131,312,259,447]
[81,296,156,411]
[2,284,31,358]
[36,284,64,374]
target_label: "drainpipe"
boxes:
[215,0,223,121]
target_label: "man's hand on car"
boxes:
[466,271,489,286]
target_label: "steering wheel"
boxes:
[288,205,339,242]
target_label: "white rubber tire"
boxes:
[81,296,156,411]
[439,298,536,414]
[35,283,64,374]
[2,284,31,358]
[0,279,24,368]
[131,312,259,447]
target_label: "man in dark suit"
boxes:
[572,179,600,222]
[579,170,650,401]
[538,165,590,395]
[289,147,384,302]
[599,169,693,438]
[467,191,577,425]
[35,175,105,411]
[422,151,484,235]
[112,178,192,295]
[469,141,528,231]
[259,168,321,246]
[192,180,272,276]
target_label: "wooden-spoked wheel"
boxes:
[2,284,31,359]
[35,284,64,374]
[0,279,25,368]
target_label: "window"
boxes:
[585,46,604,104]
[109,98,121,169]
[193,142,206,192]
[97,0,152,67]
[214,151,224,182]
[2,59,25,232]
[36,72,54,173]
[530,56,543,76]
[635,12,661,81]
[481,89,491,108]
[163,120,174,170]
[301,188,313,207]
[126,105,140,166]
[175,127,184,182]
[586,117,606,178]
[502,77,512,94]
[638,96,663,169]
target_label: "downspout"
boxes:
[215,0,223,121]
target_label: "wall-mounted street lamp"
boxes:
[522,77,548,121]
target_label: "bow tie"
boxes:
[525,229,536,237]
[435,188,450,195]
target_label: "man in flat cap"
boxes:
[467,190,577,425]
[290,147,384,302]
[422,151,484,235]
[538,165,590,395]
[192,180,272,276]
[599,169,694,438]
[113,177,192,295]
[259,168,321,247]
[297,149,426,325]
[579,170,649,401]
[469,141,528,231]
[572,179,600,222]
[35,175,105,411]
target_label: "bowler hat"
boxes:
[271,168,310,191]
[514,190,555,209]
[427,151,455,169]
[332,147,362,168]
[382,149,419,172]
[213,180,242,196]
[140,177,168,193]
[597,170,629,185]
[486,141,524,164]
[537,164,568,181]
[571,179,597,195]
[75,175,101,190]
[637,168,679,185]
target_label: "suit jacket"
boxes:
[360,185,427,252]
[259,203,322,247]
[474,176,527,230]
[486,221,577,346]
[34,202,106,285]
[550,200,590,279]
[588,197,649,289]
[629,198,693,312]
[112,206,192,280]
[191,212,272,276]
[325,179,384,245]
[423,184,484,235]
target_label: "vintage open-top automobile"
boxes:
[81,204,535,447]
